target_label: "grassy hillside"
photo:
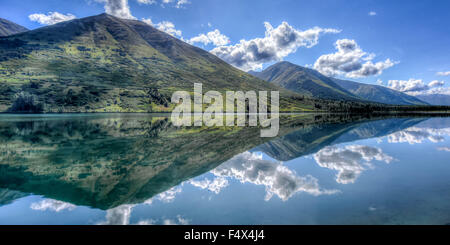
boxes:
[0,14,361,113]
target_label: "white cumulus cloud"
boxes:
[95,0,135,19]
[314,39,396,78]
[387,78,445,96]
[176,0,190,8]
[211,22,341,71]
[188,29,230,47]
[28,12,76,25]
[142,18,183,38]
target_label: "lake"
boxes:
[0,113,449,225]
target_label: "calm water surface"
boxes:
[0,114,449,225]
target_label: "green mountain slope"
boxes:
[0,14,341,113]
[0,18,28,37]
[250,61,362,101]
[332,78,428,105]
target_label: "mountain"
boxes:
[332,78,428,105]
[0,18,28,37]
[415,94,450,106]
[252,61,427,106]
[0,13,359,113]
[250,61,361,101]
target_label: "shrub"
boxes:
[8,92,44,113]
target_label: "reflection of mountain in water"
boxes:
[257,117,427,161]
[0,114,441,210]
[0,188,27,206]
[0,113,355,209]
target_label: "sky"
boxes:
[1,0,450,96]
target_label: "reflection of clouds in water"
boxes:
[387,127,450,144]
[438,147,450,152]
[30,199,76,212]
[99,203,190,225]
[98,205,133,225]
[137,216,189,225]
[144,186,182,205]
[99,186,186,225]
[189,177,229,194]
[197,152,339,201]
[314,145,393,184]
[162,215,190,225]
[155,186,182,203]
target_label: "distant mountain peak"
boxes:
[252,61,361,101]
[0,18,28,37]
[252,61,427,106]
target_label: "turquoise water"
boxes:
[0,114,449,225]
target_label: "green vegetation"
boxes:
[0,15,447,113]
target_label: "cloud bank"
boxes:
[314,39,396,78]
[29,12,76,25]
[386,78,446,96]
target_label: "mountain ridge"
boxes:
[252,61,428,106]
[0,14,308,112]
[0,18,28,37]
[250,61,362,101]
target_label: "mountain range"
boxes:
[0,14,447,113]
[0,14,372,113]
[0,18,28,37]
[251,61,428,105]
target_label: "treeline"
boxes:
[289,95,450,113]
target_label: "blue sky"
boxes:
[1,0,449,95]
